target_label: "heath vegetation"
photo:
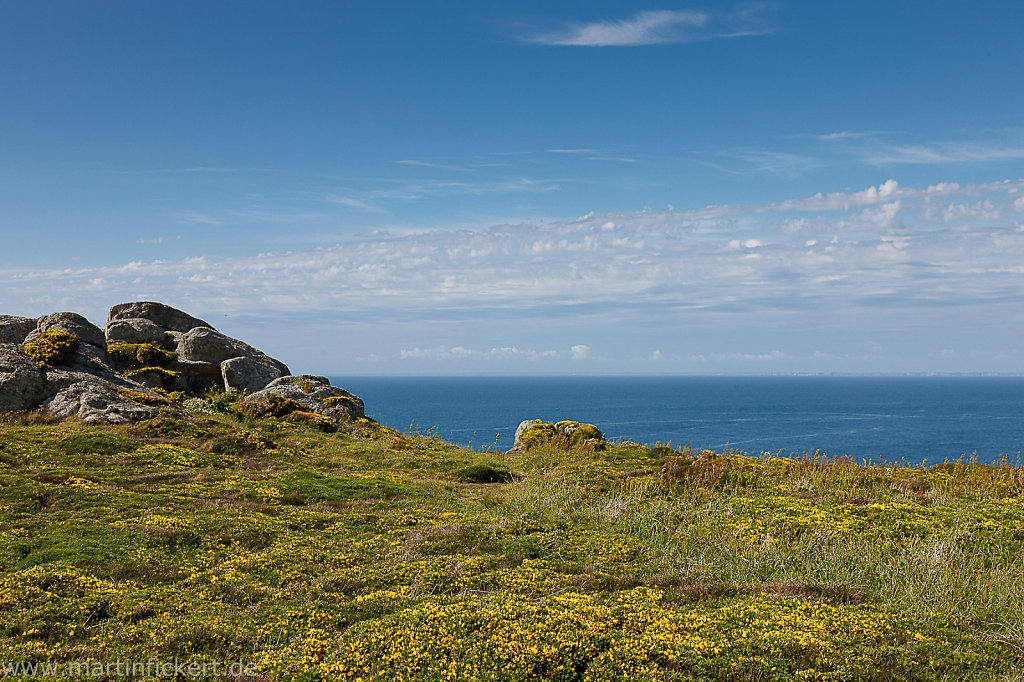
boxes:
[0,400,1022,680]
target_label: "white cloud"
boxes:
[399,345,558,361]
[690,350,784,362]
[5,179,1024,339]
[527,7,774,47]
[570,344,591,360]
[135,235,182,245]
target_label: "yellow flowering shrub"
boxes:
[23,330,79,368]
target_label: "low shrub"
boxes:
[234,393,305,420]
[520,420,606,452]
[24,330,79,368]
[455,463,518,484]
[285,410,338,433]
[107,342,177,367]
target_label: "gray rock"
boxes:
[0,316,37,344]
[506,419,545,452]
[177,327,289,372]
[175,359,222,392]
[107,301,212,334]
[105,318,171,346]
[176,327,252,366]
[244,375,365,420]
[513,419,542,445]
[221,356,286,394]
[24,312,106,349]
[175,327,289,392]
[0,344,46,412]
[42,377,160,423]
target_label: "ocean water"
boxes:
[330,376,1024,467]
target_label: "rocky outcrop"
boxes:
[172,326,289,391]
[221,356,285,394]
[25,312,107,350]
[106,303,289,394]
[242,375,365,421]
[0,302,347,425]
[0,316,37,344]
[506,419,605,453]
[43,379,160,424]
[107,302,212,336]
[0,344,46,412]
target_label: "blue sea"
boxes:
[329,376,1024,467]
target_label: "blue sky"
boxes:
[2,1,1023,375]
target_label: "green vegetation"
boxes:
[22,330,79,369]
[106,342,177,367]
[234,393,307,420]
[0,410,1022,680]
[520,419,606,452]
[116,389,168,406]
[320,395,360,410]
[123,367,182,381]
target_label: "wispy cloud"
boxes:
[135,235,182,245]
[326,196,383,212]
[860,141,1024,166]
[106,166,264,176]
[525,6,775,47]
[179,212,224,225]
[701,148,822,177]
[395,159,471,171]
[366,177,563,201]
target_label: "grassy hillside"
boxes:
[1,401,1022,681]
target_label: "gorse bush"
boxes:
[23,330,79,368]
[233,392,305,420]
[520,420,606,452]
[107,341,177,367]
